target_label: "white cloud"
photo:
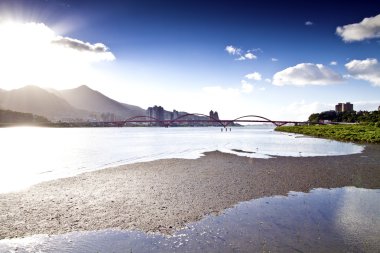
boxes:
[271,58,278,62]
[305,21,313,26]
[336,14,380,42]
[272,63,344,86]
[258,87,266,91]
[0,21,115,89]
[244,52,257,60]
[241,80,253,93]
[265,78,271,83]
[245,72,262,81]
[342,74,351,79]
[225,45,241,55]
[225,45,257,61]
[330,61,338,66]
[52,37,114,61]
[345,58,380,86]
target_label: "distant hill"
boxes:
[0,86,88,121]
[0,109,49,124]
[0,85,146,122]
[53,85,146,120]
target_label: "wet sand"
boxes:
[1,145,380,239]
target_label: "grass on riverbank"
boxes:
[275,124,380,143]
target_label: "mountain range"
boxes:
[0,85,146,122]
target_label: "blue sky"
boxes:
[0,0,379,120]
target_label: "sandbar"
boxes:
[1,145,380,239]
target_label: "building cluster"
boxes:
[335,102,353,113]
[209,110,219,120]
[147,105,165,121]
[146,106,182,121]
[146,105,220,126]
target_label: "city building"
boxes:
[147,105,165,125]
[209,110,219,120]
[171,110,179,120]
[146,106,221,126]
[335,102,353,112]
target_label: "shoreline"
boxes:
[1,145,380,239]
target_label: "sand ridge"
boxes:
[1,145,380,239]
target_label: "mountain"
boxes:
[53,85,146,120]
[0,85,147,122]
[0,86,88,120]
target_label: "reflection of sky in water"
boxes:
[0,187,378,252]
[335,187,380,247]
[0,126,364,193]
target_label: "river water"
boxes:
[0,126,363,193]
[1,126,378,252]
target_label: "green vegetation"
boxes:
[308,110,380,123]
[0,109,50,126]
[281,109,380,143]
[276,124,380,143]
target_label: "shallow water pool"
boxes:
[1,187,378,252]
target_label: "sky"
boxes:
[0,0,380,120]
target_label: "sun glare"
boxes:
[0,20,115,90]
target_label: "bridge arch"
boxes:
[121,113,299,127]
[170,113,225,127]
[225,115,280,127]
[123,115,163,126]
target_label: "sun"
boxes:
[0,20,115,90]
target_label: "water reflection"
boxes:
[1,187,378,252]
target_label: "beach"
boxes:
[1,145,380,239]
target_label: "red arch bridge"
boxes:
[105,113,312,127]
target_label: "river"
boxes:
[0,125,363,193]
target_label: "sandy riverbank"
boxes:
[1,145,380,239]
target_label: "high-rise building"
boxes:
[335,102,353,112]
[147,105,165,125]
[335,103,343,112]
[209,110,219,120]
